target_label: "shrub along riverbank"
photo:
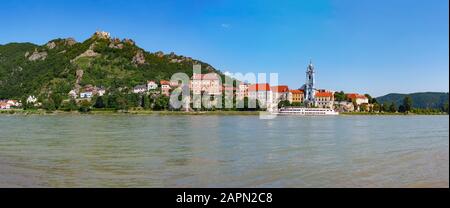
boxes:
[0,109,261,116]
[1,108,447,116]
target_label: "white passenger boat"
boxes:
[275,107,339,116]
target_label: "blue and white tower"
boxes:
[305,60,315,106]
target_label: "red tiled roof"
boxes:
[160,80,170,85]
[316,92,333,97]
[270,85,289,93]
[248,83,271,91]
[290,89,304,94]
[346,93,366,99]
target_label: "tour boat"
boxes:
[275,107,339,116]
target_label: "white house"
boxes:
[237,83,249,99]
[96,87,106,96]
[7,100,20,107]
[248,83,272,108]
[133,84,147,94]
[346,93,369,105]
[147,80,158,91]
[80,91,93,98]
[160,80,172,96]
[27,95,37,104]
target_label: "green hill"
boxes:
[376,92,449,110]
[0,31,224,100]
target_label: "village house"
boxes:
[160,80,172,96]
[271,85,290,103]
[346,93,369,111]
[0,101,11,109]
[80,91,93,99]
[248,83,272,108]
[190,74,221,96]
[315,90,334,109]
[6,100,20,107]
[335,101,355,112]
[147,80,158,91]
[95,87,106,96]
[27,95,37,104]
[288,89,304,104]
[346,93,369,105]
[237,83,249,99]
[133,84,147,94]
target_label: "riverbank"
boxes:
[0,109,261,116]
[341,111,448,116]
[1,109,447,116]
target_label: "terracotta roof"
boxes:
[290,89,304,94]
[248,83,271,91]
[160,80,171,85]
[315,92,333,97]
[346,93,367,99]
[270,85,289,93]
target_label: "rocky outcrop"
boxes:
[123,38,135,45]
[46,41,57,49]
[74,69,84,91]
[71,43,98,62]
[132,50,146,65]
[28,49,47,61]
[64,38,77,46]
[93,31,111,39]
[155,51,164,58]
[109,42,124,49]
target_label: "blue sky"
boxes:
[1,0,448,96]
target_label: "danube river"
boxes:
[0,115,448,187]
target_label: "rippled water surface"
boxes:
[0,115,448,187]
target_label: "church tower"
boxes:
[305,60,315,106]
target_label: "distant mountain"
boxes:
[376,92,449,109]
[0,31,225,99]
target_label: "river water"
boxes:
[0,115,448,187]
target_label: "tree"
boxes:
[43,98,56,111]
[142,95,151,109]
[93,96,105,108]
[403,96,412,112]
[278,100,291,108]
[372,98,378,104]
[360,103,369,112]
[50,93,63,110]
[126,93,141,108]
[79,100,91,113]
[107,94,118,109]
[373,103,381,112]
[398,105,406,113]
[389,102,397,113]
[67,98,78,111]
[21,96,31,110]
[364,94,373,104]
[153,95,169,110]
[334,91,346,102]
